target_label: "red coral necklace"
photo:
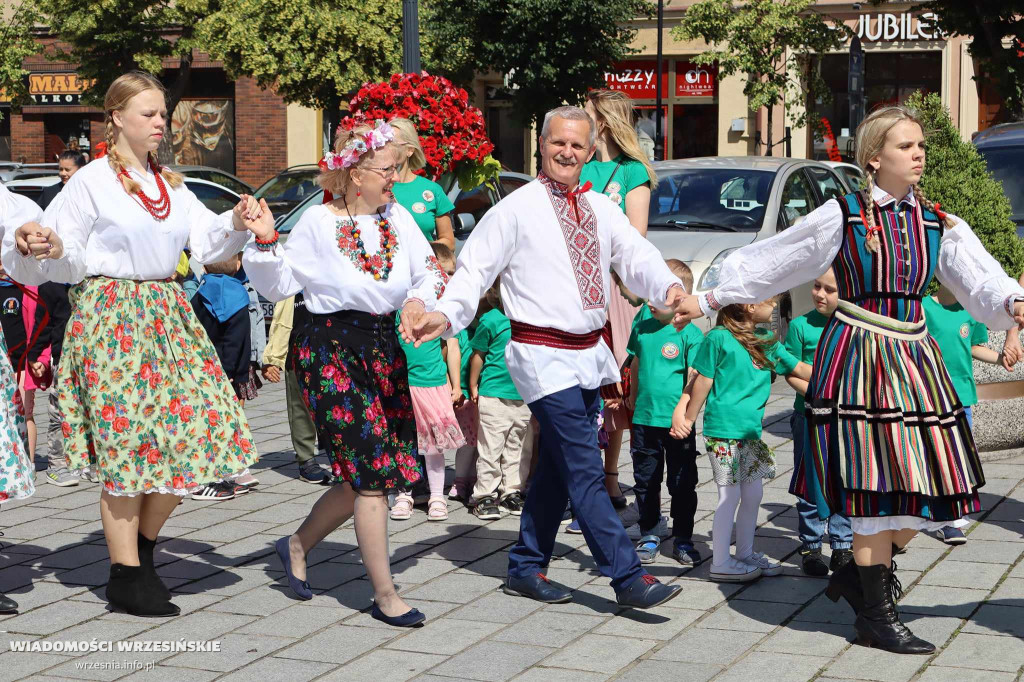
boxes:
[119,162,171,221]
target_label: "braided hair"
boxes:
[104,72,183,194]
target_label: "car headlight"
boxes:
[698,248,737,291]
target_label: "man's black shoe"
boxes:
[503,573,573,603]
[615,573,681,609]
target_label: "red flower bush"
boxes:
[342,72,496,185]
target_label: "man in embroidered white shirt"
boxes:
[402,106,688,609]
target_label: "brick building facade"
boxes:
[2,43,289,188]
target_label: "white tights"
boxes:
[424,453,446,499]
[712,479,764,566]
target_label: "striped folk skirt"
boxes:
[791,301,983,523]
[59,277,258,496]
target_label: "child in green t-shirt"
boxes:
[676,299,811,583]
[447,260,480,503]
[782,268,853,576]
[922,283,1012,545]
[390,243,466,522]
[468,283,533,520]
[625,260,703,566]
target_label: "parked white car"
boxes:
[644,157,858,333]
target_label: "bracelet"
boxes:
[255,230,279,251]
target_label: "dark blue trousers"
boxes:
[507,386,643,591]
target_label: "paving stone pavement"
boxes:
[1,381,1022,681]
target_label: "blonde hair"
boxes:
[716,303,775,371]
[390,118,426,172]
[586,90,657,188]
[105,72,183,193]
[854,105,954,232]
[665,258,693,294]
[430,241,455,270]
[316,121,400,197]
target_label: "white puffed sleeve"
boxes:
[0,184,46,284]
[397,207,447,310]
[434,203,516,335]
[607,206,682,306]
[699,198,845,317]
[936,215,1024,329]
[182,187,249,264]
[242,210,312,303]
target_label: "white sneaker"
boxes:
[626,516,671,541]
[738,551,783,576]
[709,557,762,583]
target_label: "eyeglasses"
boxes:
[363,162,404,178]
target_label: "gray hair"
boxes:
[540,106,596,147]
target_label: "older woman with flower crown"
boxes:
[243,118,448,628]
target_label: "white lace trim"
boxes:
[851,515,969,535]
[67,468,249,498]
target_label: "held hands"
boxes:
[15,222,64,261]
[669,403,693,440]
[451,384,465,406]
[261,364,282,383]
[469,384,479,404]
[1002,324,1023,372]
[399,307,448,347]
[669,288,704,330]
[233,195,274,238]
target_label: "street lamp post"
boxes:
[402,0,421,74]
[654,0,664,161]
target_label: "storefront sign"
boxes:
[854,12,943,42]
[605,61,716,99]
[28,74,92,105]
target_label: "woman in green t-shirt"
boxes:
[676,300,810,584]
[581,90,659,507]
[389,119,456,249]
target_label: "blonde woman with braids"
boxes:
[390,118,457,249]
[673,105,1024,654]
[4,71,267,617]
[582,89,659,509]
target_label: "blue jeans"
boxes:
[964,405,973,429]
[507,386,643,591]
[791,412,852,550]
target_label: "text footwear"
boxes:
[503,573,573,603]
[615,573,682,609]
[275,536,313,600]
[739,551,783,576]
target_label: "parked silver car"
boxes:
[645,157,857,332]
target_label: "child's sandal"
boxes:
[427,497,449,521]
[390,493,414,521]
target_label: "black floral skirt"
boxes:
[289,309,421,491]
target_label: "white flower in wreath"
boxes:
[412,202,427,214]
[422,190,435,202]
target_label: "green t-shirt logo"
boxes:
[959,323,969,339]
[661,342,679,359]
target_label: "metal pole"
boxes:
[655,0,665,160]
[402,0,421,74]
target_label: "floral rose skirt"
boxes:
[59,277,257,496]
[290,310,421,491]
[0,326,32,503]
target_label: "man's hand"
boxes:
[400,308,448,347]
[15,222,64,261]
[261,364,282,383]
[670,290,704,330]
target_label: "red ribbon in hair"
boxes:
[318,157,334,203]
[933,202,947,221]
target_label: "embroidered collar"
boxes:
[871,184,916,208]
[538,173,592,197]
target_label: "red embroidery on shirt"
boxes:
[539,174,605,310]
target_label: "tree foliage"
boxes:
[200,0,404,122]
[901,1,1024,121]
[0,0,39,120]
[33,0,212,111]
[905,91,1024,280]
[422,0,652,133]
[674,0,850,155]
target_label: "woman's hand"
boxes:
[15,222,64,261]
[233,195,274,238]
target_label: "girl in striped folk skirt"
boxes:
[676,106,1024,654]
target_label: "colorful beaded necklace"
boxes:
[337,201,397,281]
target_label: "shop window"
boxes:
[671,104,717,159]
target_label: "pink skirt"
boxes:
[603,287,639,433]
[410,384,467,456]
[454,398,478,447]
[20,285,51,390]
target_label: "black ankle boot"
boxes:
[825,557,863,614]
[0,591,18,614]
[106,564,180,617]
[854,563,934,654]
[137,533,172,603]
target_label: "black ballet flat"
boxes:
[370,603,426,628]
